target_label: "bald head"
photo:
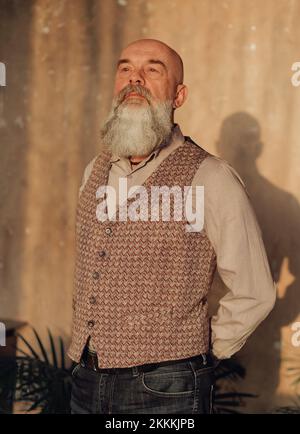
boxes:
[122,39,184,85]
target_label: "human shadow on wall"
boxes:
[215,112,300,410]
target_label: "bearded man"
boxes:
[67,39,276,414]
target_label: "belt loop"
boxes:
[131,366,139,377]
[202,353,207,365]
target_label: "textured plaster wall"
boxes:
[0,0,300,412]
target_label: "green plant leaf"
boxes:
[15,333,41,360]
[59,337,65,371]
[32,327,50,364]
[47,329,58,369]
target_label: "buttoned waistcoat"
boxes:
[67,138,217,368]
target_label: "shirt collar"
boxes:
[109,123,185,164]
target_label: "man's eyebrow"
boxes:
[147,59,167,70]
[117,59,130,67]
[116,58,167,70]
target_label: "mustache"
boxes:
[115,84,153,106]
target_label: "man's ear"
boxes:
[173,84,188,109]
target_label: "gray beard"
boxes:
[100,96,174,158]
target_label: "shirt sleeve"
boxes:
[194,157,277,359]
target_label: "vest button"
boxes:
[98,250,106,258]
[92,271,100,280]
[105,227,112,235]
[89,296,97,305]
[87,320,95,329]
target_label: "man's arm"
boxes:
[193,156,277,359]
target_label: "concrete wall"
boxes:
[1,0,300,412]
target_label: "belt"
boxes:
[80,346,214,374]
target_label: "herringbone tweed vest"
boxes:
[67,138,217,368]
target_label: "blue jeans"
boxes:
[70,355,215,414]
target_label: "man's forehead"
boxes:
[120,42,174,64]
[118,40,183,83]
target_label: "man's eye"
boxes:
[148,67,158,73]
[118,66,131,73]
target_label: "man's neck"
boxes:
[128,155,149,163]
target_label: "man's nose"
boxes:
[129,70,145,86]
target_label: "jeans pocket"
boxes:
[141,370,195,397]
[195,365,215,376]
